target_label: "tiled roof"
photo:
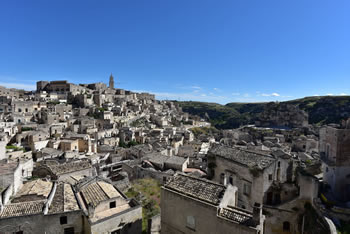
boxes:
[80,181,121,207]
[0,200,45,218]
[164,174,225,205]
[218,207,257,227]
[49,183,80,214]
[48,184,64,214]
[15,179,52,200]
[0,162,18,176]
[209,145,276,169]
[48,161,91,175]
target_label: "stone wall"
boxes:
[161,188,258,234]
[0,211,84,234]
[88,205,142,234]
[0,141,5,160]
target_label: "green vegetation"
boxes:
[47,101,60,105]
[21,127,33,132]
[125,178,161,233]
[338,220,350,234]
[119,140,139,148]
[130,117,148,127]
[178,101,250,128]
[190,126,219,137]
[6,145,24,152]
[177,95,350,129]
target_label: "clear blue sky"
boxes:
[0,0,349,104]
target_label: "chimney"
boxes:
[252,202,262,225]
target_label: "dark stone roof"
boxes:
[48,161,91,175]
[49,184,64,214]
[48,183,80,214]
[209,145,276,170]
[218,207,257,227]
[164,173,225,205]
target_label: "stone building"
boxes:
[74,176,142,234]
[0,161,22,195]
[161,173,264,234]
[33,160,93,181]
[320,124,350,202]
[60,139,79,152]
[0,179,84,234]
[0,140,5,160]
[0,176,141,234]
[208,145,281,210]
[36,80,87,96]
[12,101,46,113]
[208,145,293,211]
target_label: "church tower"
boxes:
[109,73,114,89]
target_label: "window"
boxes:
[229,176,233,185]
[326,144,330,158]
[14,231,23,234]
[60,216,68,225]
[186,215,196,230]
[111,230,121,234]
[243,183,251,196]
[64,227,75,234]
[268,174,273,181]
[110,201,116,208]
[283,221,290,231]
[278,161,281,168]
[220,173,225,185]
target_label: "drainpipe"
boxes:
[301,214,305,234]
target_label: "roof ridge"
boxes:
[8,200,46,205]
[175,173,225,188]
[27,179,39,194]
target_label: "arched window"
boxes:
[18,108,22,113]
[283,221,290,231]
[220,173,225,185]
[25,108,28,112]
[326,144,330,158]
[229,176,233,185]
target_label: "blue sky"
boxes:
[0,0,349,104]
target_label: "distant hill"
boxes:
[176,96,350,129]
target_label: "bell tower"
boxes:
[109,73,114,89]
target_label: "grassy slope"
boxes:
[177,96,350,129]
[125,178,161,234]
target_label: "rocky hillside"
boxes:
[177,96,350,129]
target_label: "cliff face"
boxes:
[178,96,350,129]
[255,103,309,128]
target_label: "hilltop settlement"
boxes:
[0,75,349,234]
